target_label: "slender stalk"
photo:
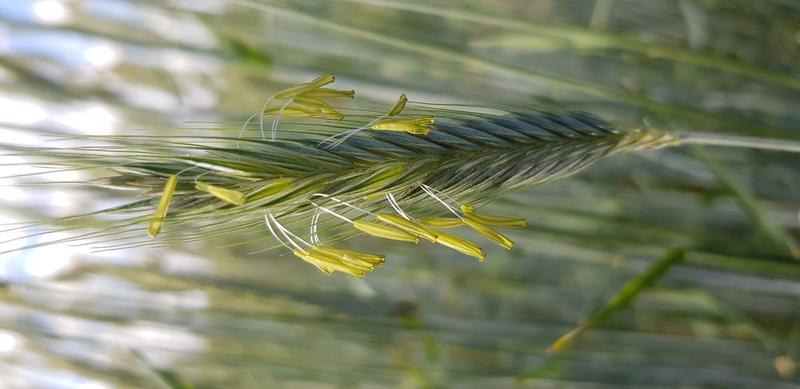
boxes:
[678,132,800,153]
[547,248,686,353]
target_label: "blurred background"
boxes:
[1,0,799,387]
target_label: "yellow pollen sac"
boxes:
[273,73,335,99]
[353,221,420,243]
[462,217,514,249]
[195,181,246,206]
[370,116,435,135]
[317,109,344,120]
[314,247,385,269]
[264,103,343,120]
[460,204,527,228]
[387,94,408,116]
[263,106,320,117]
[320,247,384,263]
[463,212,527,228]
[292,97,345,119]
[376,214,438,242]
[293,96,334,109]
[148,175,178,238]
[434,231,485,261]
[420,217,464,228]
[306,247,370,277]
[292,249,334,275]
[298,88,355,98]
[294,100,344,120]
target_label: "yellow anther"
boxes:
[376,213,438,242]
[195,181,246,206]
[353,220,420,243]
[263,106,320,117]
[296,248,371,277]
[434,231,485,261]
[273,73,335,99]
[371,116,435,135]
[387,94,408,116]
[462,217,514,249]
[464,212,527,228]
[298,88,355,98]
[293,249,334,275]
[148,175,177,238]
[264,103,343,120]
[420,217,464,228]
[293,96,333,109]
[312,248,372,273]
[315,247,384,269]
[460,204,527,228]
[470,214,527,228]
[311,108,344,120]
[292,97,344,119]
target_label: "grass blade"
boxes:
[547,247,686,353]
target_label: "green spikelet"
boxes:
[0,77,681,273]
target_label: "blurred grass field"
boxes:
[0,0,799,387]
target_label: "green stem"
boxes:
[678,132,800,153]
[547,248,686,353]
